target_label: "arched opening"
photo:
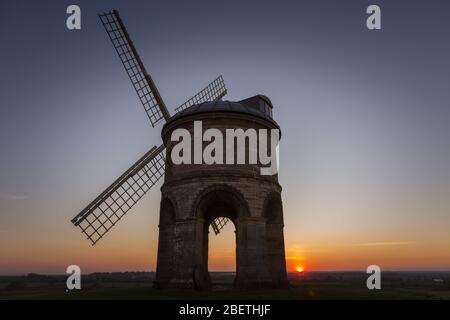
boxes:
[193,186,249,290]
[207,218,236,289]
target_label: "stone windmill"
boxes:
[71,10,288,289]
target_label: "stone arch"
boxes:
[191,184,250,222]
[190,184,250,289]
[159,193,178,224]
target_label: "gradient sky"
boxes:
[1,0,450,275]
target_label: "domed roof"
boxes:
[166,95,278,127]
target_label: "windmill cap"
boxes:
[238,94,273,110]
[165,95,278,128]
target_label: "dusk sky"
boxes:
[1,0,450,275]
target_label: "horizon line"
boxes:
[2,269,450,276]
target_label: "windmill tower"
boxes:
[71,10,288,290]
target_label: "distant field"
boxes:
[1,271,450,300]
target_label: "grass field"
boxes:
[1,271,450,300]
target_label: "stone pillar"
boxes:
[154,223,174,288]
[266,223,289,287]
[167,220,197,289]
[235,218,272,289]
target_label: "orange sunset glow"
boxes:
[1,196,450,275]
[1,175,450,275]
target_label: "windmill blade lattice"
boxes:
[211,217,230,235]
[71,145,165,245]
[72,9,232,245]
[175,75,227,113]
[99,10,170,126]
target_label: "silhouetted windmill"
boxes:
[71,10,228,245]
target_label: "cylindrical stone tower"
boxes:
[155,95,288,290]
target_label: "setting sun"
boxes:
[296,265,304,273]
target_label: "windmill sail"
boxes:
[175,75,227,113]
[211,217,230,235]
[71,145,166,245]
[99,10,170,126]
